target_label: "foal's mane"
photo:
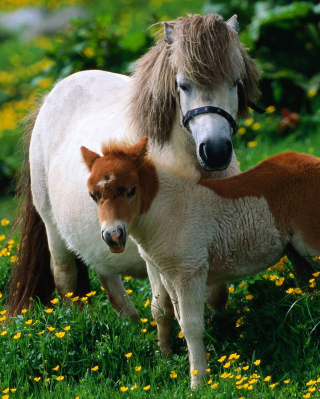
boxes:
[128,14,260,146]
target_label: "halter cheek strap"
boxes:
[183,106,238,136]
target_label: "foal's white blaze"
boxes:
[97,176,115,187]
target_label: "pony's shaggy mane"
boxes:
[128,13,261,146]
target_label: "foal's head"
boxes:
[81,137,158,253]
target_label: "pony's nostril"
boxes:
[199,143,207,161]
[110,230,121,243]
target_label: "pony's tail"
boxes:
[7,99,55,316]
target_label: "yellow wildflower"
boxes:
[130,384,138,390]
[120,386,129,392]
[125,289,132,294]
[238,127,246,135]
[63,326,71,331]
[206,352,210,360]
[178,331,184,338]
[254,359,261,366]
[191,369,198,375]
[56,376,64,381]
[244,118,254,126]
[143,385,150,391]
[140,318,148,323]
[86,291,96,297]
[247,141,257,148]
[266,105,276,114]
[307,89,317,98]
[21,309,27,314]
[25,319,33,325]
[0,316,6,322]
[125,352,132,358]
[50,298,59,304]
[144,298,150,307]
[80,297,88,301]
[65,292,73,297]
[34,377,41,382]
[170,370,177,378]
[218,356,227,362]
[1,219,10,226]
[13,332,21,339]
[303,393,311,399]
[1,330,8,336]
[55,331,65,338]
[71,296,79,302]
[229,286,235,293]
[135,366,142,372]
[52,365,59,371]
[124,276,132,280]
[150,321,157,326]
[91,366,99,371]
[223,362,231,368]
[44,308,53,313]
[252,123,260,130]
[286,288,294,294]
[264,376,271,382]
[37,330,45,335]
[210,383,219,388]
[2,388,9,393]
[246,294,254,300]
[47,327,55,331]
[275,277,285,286]
[141,328,147,333]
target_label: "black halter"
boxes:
[181,102,265,136]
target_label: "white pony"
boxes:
[8,14,261,316]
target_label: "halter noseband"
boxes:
[183,106,239,136]
[181,102,265,136]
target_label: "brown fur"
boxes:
[82,138,159,217]
[128,14,261,145]
[200,152,320,254]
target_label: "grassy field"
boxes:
[1,2,320,398]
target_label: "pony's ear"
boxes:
[162,22,175,44]
[128,137,149,167]
[81,146,100,171]
[227,15,239,34]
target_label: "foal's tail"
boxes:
[7,102,55,316]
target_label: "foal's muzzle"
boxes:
[102,224,127,253]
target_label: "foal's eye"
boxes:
[117,186,126,196]
[127,186,136,198]
[89,192,97,202]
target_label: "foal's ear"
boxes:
[227,15,239,34]
[128,137,149,167]
[81,146,100,171]
[162,22,175,44]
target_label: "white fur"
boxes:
[129,166,286,387]
[29,70,240,317]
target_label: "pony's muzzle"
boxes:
[198,137,233,171]
[102,224,127,253]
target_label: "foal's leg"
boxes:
[207,282,229,313]
[287,244,316,287]
[147,263,174,356]
[97,274,139,320]
[166,266,209,388]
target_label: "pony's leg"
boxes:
[207,282,229,313]
[287,244,316,287]
[97,274,139,320]
[43,220,84,298]
[164,267,208,388]
[147,262,174,356]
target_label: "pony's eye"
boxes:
[178,84,189,92]
[128,186,136,198]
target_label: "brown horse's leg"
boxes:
[97,273,139,320]
[207,282,229,313]
[287,244,316,288]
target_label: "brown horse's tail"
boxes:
[7,101,55,316]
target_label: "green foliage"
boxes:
[206,0,320,113]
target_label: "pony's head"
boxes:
[81,137,159,253]
[130,14,261,171]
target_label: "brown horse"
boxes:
[81,137,320,387]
